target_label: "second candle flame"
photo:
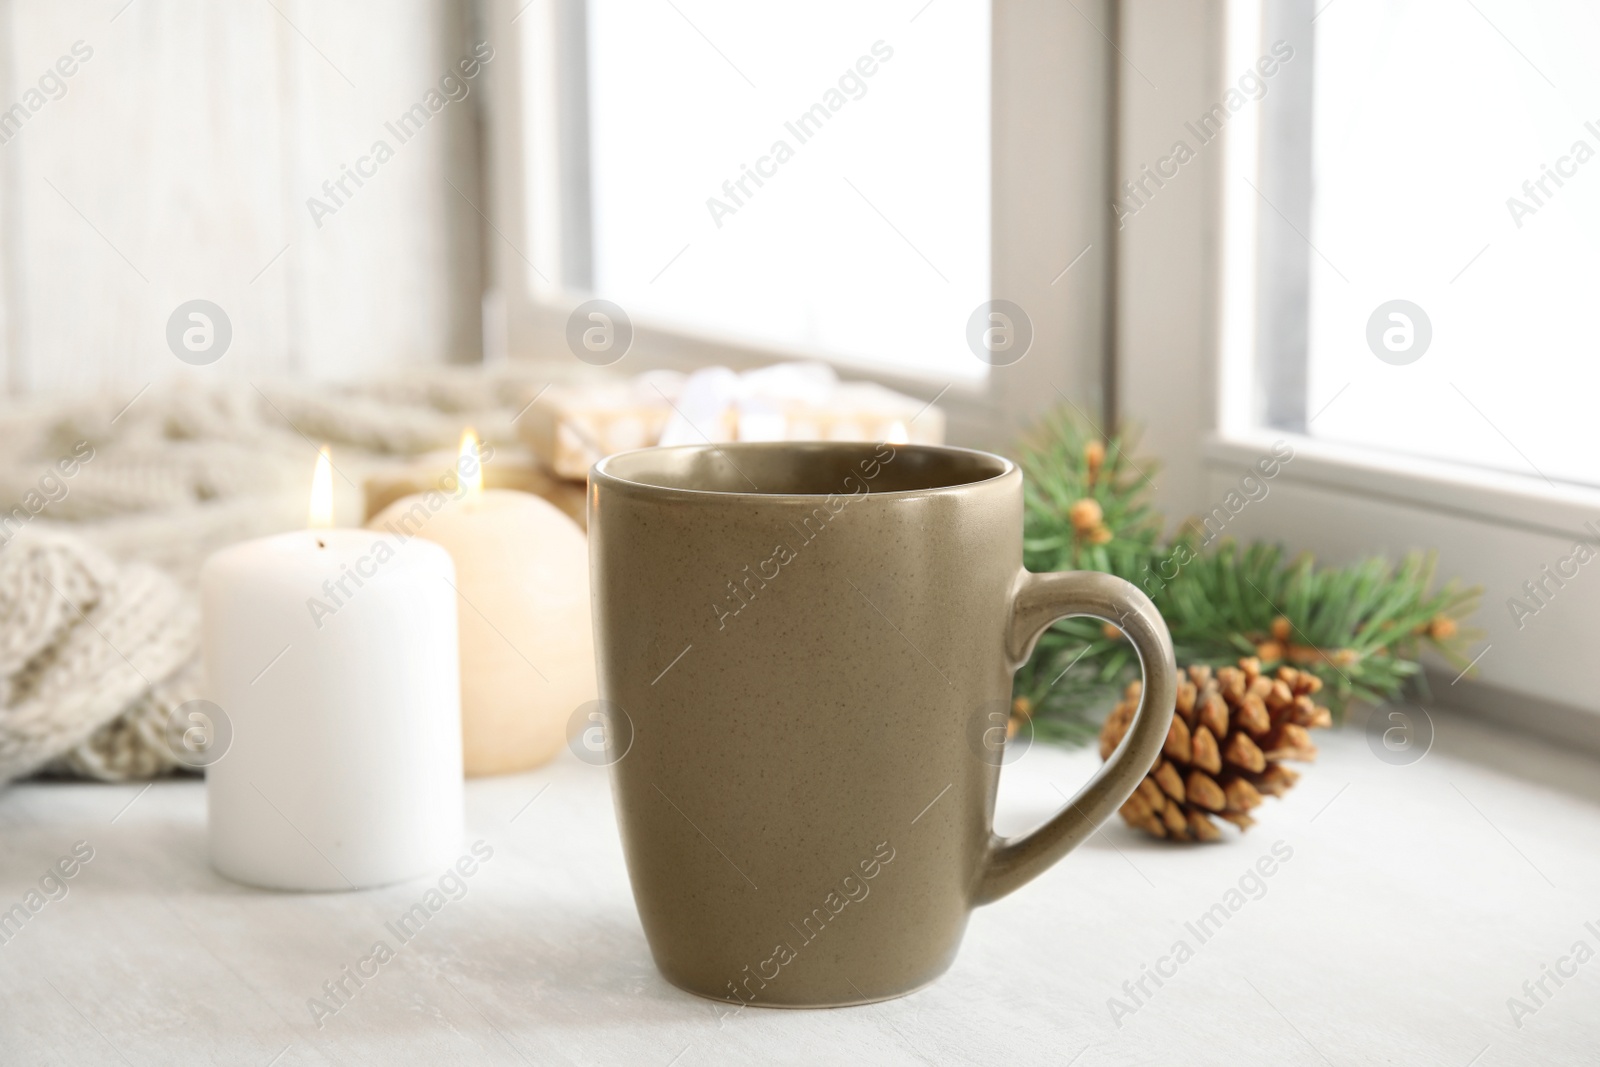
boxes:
[308,445,334,529]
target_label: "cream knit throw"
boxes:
[0,366,554,785]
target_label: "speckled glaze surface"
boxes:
[589,442,1176,1009]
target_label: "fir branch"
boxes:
[1018,407,1164,580]
[1011,405,1482,745]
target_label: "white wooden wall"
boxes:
[0,0,481,397]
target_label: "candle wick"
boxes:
[316,538,326,549]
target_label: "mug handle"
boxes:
[974,570,1177,905]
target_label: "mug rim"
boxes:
[591,441,1018,502]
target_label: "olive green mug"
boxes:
[588,441,1175,1008]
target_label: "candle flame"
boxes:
[308,446,334,528]
[885,421,910,445]
[460,428,483,499]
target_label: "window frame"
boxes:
[1117,0,1600,737]
[477,0,1120,449]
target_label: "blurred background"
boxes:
[2,0,1599,763]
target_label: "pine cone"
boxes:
[1098,656,1332,842]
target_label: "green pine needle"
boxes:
[1011,405,1481,744]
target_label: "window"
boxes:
[493,0,1113,448]
[1162,0,1600,726]
[1253,0,1600,489]
[524,0,990,382]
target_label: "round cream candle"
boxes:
[369,431,595,776]
[201,449,463,890]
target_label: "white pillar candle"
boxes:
[202,450,463,891]
[368,431,595,776]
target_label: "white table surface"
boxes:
[2,707,1598,1066]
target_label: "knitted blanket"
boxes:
[0,366,554,786]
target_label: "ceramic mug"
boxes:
[588,441,1176,1007]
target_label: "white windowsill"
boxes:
[3,708,1596,1062]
